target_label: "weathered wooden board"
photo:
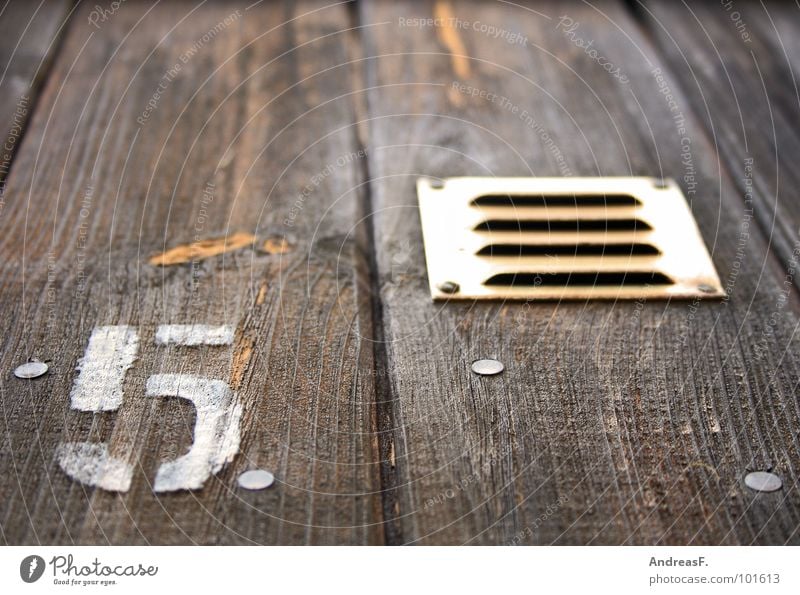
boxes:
[639,0,800,289]
[0,0,71,190]
[359,0,800,544]
[0,0,382,545]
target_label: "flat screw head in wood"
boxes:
[698,284,717,294]
[744,471,782,493]
[237,469,275,490]
[471,359,504,376]
[14,361,48,379]
[437,281,460,294]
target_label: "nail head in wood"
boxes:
[744,471,782,493]
[237,469,275,490]
[471,359,504,376]
[14,361,49,379]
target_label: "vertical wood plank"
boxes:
[0,0,383,545]
[360,0,800,544]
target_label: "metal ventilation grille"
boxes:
[416,177,724,301]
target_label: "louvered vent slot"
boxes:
[417,177,724,300]
[471,194,641,207]
[484,272,674,287]
[476,243,661,257]
[474,219,651,232]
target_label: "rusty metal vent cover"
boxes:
[416,177,724,301]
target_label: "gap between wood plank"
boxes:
[346,0,404,546]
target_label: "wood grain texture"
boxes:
[359,0,800,544]
[636,0,800,292]
[0,0,383,545]
[0,0,71,190]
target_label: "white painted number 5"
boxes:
[56,324,242,493]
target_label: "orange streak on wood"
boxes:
[230,337,254,391]
[262,236,291,254]
[255,284,267,306]
[148,232,256,266]
[434,0,472,80]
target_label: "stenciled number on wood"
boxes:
[56,324,241,493]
